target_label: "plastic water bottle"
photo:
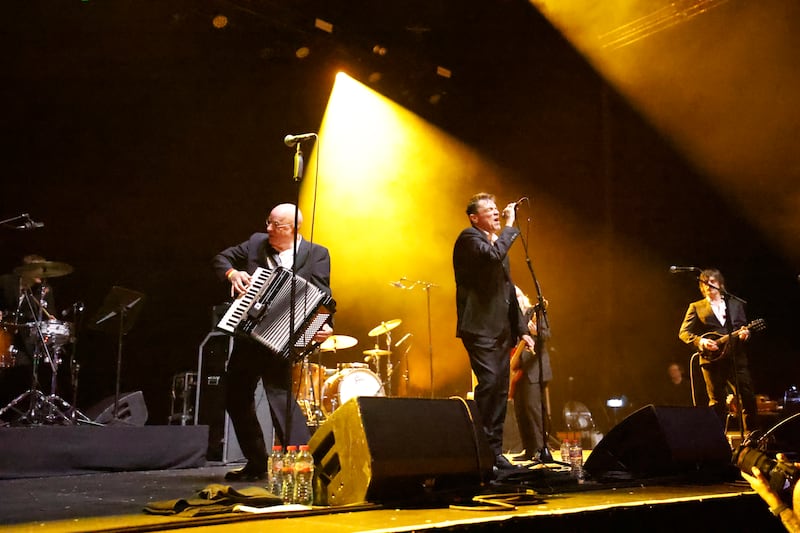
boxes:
[293,444,314,506]
[281,445,297,503]
[569,440,584,483]
[560,438,570,463]
[268,445,283,496]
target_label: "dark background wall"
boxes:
[2,0,798,430]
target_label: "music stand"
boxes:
[90,286,145,423]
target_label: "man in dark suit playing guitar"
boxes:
[678,268,759,433]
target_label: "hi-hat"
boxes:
[363,348,391,357]
[319,335,358,352]
[368,319,401,337]
[14,261,74,279]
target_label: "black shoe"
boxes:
[494,454,519,470]
[224,466,267,482]
[511,451,534,462]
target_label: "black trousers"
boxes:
[700,354,758,432]
[224,339,310,470]
[462,331,512,457]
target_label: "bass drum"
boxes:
[321,367,385,415]
[0,324,17,368]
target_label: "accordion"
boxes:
[217,266,332,360]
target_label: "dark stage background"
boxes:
[2,0,799,432]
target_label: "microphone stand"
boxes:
[390,279,438,398]
[283,137,312,447]
[0,213,32,229]
[513,209,565,466]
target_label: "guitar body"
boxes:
[508,340,528,399]
[700,319,766,362]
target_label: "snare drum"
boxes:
[39,320,73,346]
[321,367,385,415]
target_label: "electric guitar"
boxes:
[700,318,766,362]
[508,340,529,399]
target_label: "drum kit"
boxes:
[292,318,408,426]
[0,261,90,425]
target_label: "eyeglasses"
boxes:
[267,219,291,228]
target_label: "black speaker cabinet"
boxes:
[85,390,149,426]
[195,331,232,460]
[308,396,493,507]
[584,404,733,481]
[195,331,273,462]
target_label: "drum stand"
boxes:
[294,353,326,427]
[377,330,393,396]
[0,288,93,425]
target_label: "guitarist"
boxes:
[509,287,552,462]
[678,268,758,433]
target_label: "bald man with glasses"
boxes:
[213,203,335,482]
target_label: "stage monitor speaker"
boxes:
[308,396,493,507]
[584,405,734,481]
[86,391,148,426]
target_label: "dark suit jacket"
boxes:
[453,225,526,339]
[213,233,336,316]
[679,297,747,364]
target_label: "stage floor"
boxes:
[0,460,785,533]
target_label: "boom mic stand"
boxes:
[283,132,318,448]
[389,278,438,398]
[512,203,566,466]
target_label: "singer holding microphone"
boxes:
[453,192,534,473]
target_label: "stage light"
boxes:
[564,400,595,431]
[211,14,228,29]
[435,66,452,79]
[314,18,333,33]
[606,395,629,409]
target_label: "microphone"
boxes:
[389,277,408,289]
[284,133,317,147]
[395,332,412,348]
[14,214,44,230]
[670,266,700,273]
[502,197,528,217]
[293,149,304,181]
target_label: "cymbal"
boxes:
[363,348,391,357]
[368,319,401,337]
[13,261,73,279]
[319,335,358,352]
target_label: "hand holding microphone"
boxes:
[502,197,528,223]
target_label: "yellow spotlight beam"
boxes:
[298,72,515,397]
